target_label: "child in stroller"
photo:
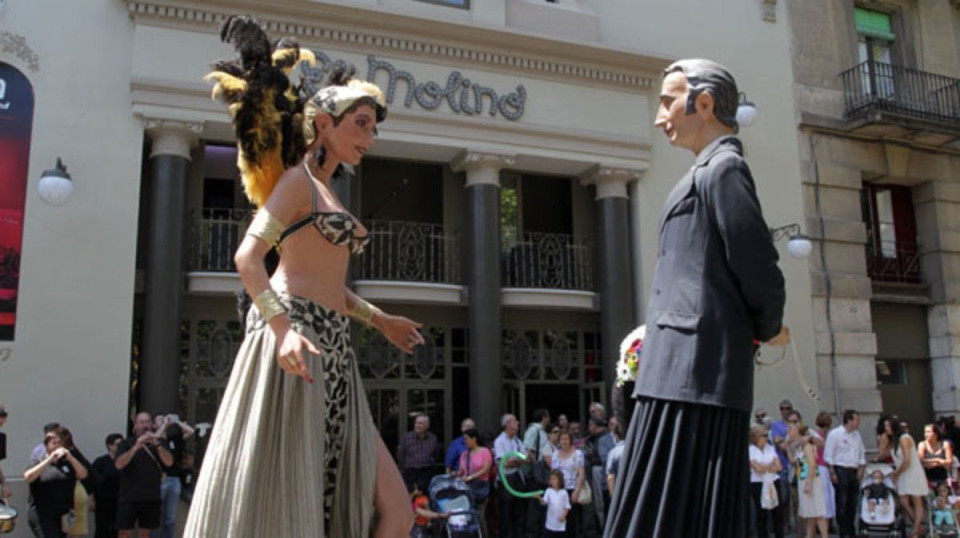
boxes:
[427,474,484,537]
[864,469,896,520]
[857,463,903,537]
[930,482,959,537]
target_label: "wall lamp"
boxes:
[737,92,757,127]
[38,158,74,206]
[770,223,812,259]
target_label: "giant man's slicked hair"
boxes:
[664,59,739,132]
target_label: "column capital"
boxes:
[451,150,516,187]
[145,119,202,160]
[580,165,647,200]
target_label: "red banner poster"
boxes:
[0,63,33,340]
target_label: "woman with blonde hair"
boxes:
[749,425,783,538]
[184,16,421,537]
[792,424,828,538]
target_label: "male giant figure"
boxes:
[604,59,787,537]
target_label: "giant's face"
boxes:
[654,71,704,152]
[321,103,378,166]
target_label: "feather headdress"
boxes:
[205,16,316,207]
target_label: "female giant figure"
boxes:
[184,17,420,537]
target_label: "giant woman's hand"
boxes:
[374,313,425,354]
[275,327,318,383]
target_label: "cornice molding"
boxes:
[451,150,516,187]
[126,0,665,90]
[580,165,647,200]
[144,118,202,160]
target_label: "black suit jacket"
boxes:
[632,136,786,412]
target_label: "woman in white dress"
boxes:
[792,425,827,538]
[882,415,929,537]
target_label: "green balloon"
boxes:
[497,450,544,498]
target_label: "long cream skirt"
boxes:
[183,293,378,537]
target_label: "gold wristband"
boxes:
[350,298,382,325]
[253,289,287,322]
[246,208,284,247]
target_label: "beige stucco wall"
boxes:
[589,0,818,421]
[0,0,144,513]
[0,1,822,522]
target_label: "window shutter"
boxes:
[854,8,896,41]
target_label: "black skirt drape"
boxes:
[603,396,750,538]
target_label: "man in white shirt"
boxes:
[824,409,866,538]
[494,414,527,538]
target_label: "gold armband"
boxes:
[246,208,284,247]
[253,289,287,322]
[350,297,382,325]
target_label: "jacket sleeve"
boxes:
[700,155,786,341]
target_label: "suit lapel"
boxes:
[657,168,696,235]
[657,136,743,235]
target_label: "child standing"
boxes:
[535,470,571,537]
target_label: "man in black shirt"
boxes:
[92,433,124,538]
[153,414,194,538]
[115,412,172,538]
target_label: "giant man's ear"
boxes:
[694,90,716,121]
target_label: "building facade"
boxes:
[1,0,819,523]
[787,0,960,436]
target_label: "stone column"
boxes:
[451,150,515,434]
[139,120,199,415]
[581,167,642,397]
[916,180,960,418]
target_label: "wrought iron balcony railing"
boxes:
[502,232,594,291]
[353,220,461,284]
[187,208,251,273]
[864,232,922,284]
[187,211,462,285]
[841,61,960,126]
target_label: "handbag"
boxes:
[576,481,593,505]
[60,509,76,533]
[530,428,551,489]
[760,473,779,510]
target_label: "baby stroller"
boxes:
[428,474,484,537]
[856,462,905,537]
[928,479,960,537]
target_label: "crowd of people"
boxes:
[0,406,196,538]
[403,403,623,538]
[749,400,959,538]
[4,398,960,538]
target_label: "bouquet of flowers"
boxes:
[616,325,645,387]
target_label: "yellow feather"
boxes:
[298,49,317,66]
[204,72,247,102]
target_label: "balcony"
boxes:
[184,211,597,309]
[840,61,960,145]
[866,249,921,284]
[501,231,596,310]
[188,208,249,274]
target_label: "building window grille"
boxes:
[860,183,921,283]
[876,359,908,385]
